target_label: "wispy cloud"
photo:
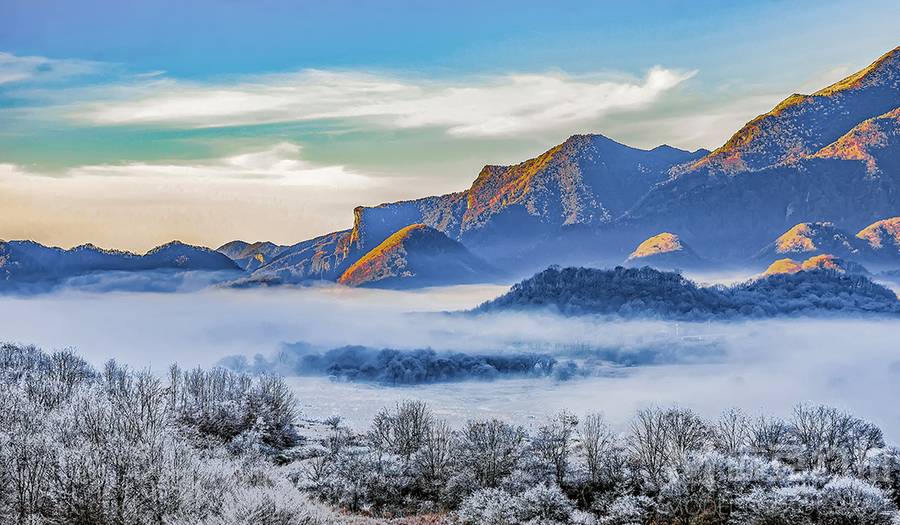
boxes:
[68,67,696,137]
[0,145,405,251]
[68,142,377,188]
[0,52,101,85]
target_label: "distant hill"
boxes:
[624,232,707,270]
[475,265,899,319]
[755,222,866,260]
[763,254,870,276]
[753,219,900,271]
[337,224,498,288]
[0,240,240,291]
[857,217,900,255]
[218,240,290,271]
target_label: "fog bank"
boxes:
[0,284,898,438]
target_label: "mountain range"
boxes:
[3,46,900,291]
[227,46,900,287]
[0,240,240,291]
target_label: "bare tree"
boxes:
[790,403,884,475]
[630,407,671,488]
[458,418,525,488]
[534,411,579,486]
[630,406,709,488]
[369,400,433,460]
[748,415,793,462]
[417,418,454,495]
[581,412,615,484]
[713,408,750,456]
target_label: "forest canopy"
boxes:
[476,266,900,319]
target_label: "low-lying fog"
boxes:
[1,281,898,437]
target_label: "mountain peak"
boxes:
[764,254,866,276]
[857,217,900,252]
[338,223,493,288]
[773,222,860,255]
[628,232,684,259]
[764,258,803,275]
[686,46,900,175]
[813,46,900,96]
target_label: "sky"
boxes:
[1,0,898,252]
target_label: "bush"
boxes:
[457,488,519,525]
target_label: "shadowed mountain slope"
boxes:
[0,240,240,286]
[218,240,290,271]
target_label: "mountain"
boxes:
[244,230,355,284]
[254,134,706,282]
[763,258,803,275]
[763,254,869,276]
[476,265,899,319]
[455,136,707,258]
[19,47,899,291]
[624,232,706,270]
[812,108,900,175]
[686,47,900,174]
[755,222,866,261]
[0,240,240,289]
[623,47,900,259]
[337,224,497,288]
[218,240,290,271]
[268,46,899,279]
[857,217,900,255]
[141,241,240,270]
[753,220,900,272]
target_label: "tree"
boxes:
[457,419,525,488]
[369,400,433,460]
[580,413,616,485]
[534,411,579,486]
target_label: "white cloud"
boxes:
[70,67,696,137]
[0,146,411,252]
[0,52,100,85]
[5,142,377,189]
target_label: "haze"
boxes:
[2,284,898,438]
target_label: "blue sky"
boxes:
[0,1,898,250]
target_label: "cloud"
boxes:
[79,143,377,188]
[69,67,696,137]
[0,52,100,85]
[1,285,899,435]
[0,145,403,252]
[4,143,377,189]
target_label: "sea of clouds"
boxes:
[0,281,898,437]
